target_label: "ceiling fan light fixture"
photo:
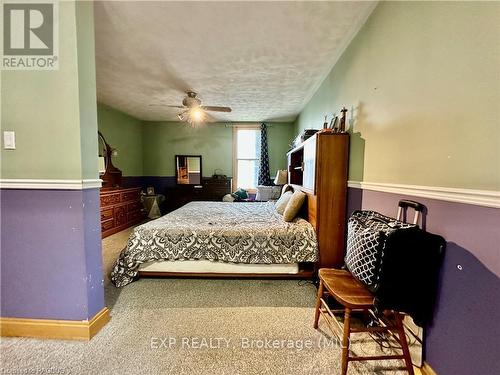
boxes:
[190,107,204,122]
[171,91,231,125]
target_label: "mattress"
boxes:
[111,201,318,287]
[139,260,299,274]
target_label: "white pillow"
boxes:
[222,194,235,202]
[256,185,282,201]
[274,191,293,215]
[280,184,293,197]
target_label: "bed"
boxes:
[111,200,318,287]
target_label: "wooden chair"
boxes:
[314,268,415,375]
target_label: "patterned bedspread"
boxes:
[111,201,318,287]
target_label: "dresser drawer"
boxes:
[100,187,143,239]
[127,201,143,212]
[192,187,204,196]
[114,204,128,226]
[122,190,140,202]
[100,193,121,207]
[101,208,113,221]
[101,219,114,232]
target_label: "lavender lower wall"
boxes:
[82,189,106,318]
[0,188,105,321]
[347,187,500,375]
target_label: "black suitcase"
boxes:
[346,200,446,326]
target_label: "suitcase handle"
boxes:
[398,200,425,212]
[397,200,425,225]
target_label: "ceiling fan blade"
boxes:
[201,106,232,113]
[148,104,185,109]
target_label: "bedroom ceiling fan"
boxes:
[151,91,232,125]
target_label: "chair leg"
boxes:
[313,279,324,329]
[341,308,351,375]
[394,312,415,375]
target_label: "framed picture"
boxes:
[146,187,155,195]
[328,115,335,129]
[330,116,339,131]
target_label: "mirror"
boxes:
[176,155,202,185]
[98,132,108,175]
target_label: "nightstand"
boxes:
[142,194,165,219]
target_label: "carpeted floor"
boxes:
[0,228,414,375]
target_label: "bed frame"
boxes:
[139,267,314,279]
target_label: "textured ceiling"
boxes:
[94,1,375,122]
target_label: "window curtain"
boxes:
[258,123,272,186]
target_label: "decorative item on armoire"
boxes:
[339,106,348,133]
[327,113,335,131]
[331,115,339,132]
[320,115,334,133]
[323,115,329,130]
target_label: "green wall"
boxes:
[1,1,97,180]
[76,1,99,180]
[142,121,294,178]
[295,1,500,191]
[97,103,143,176]
[96,107,294,179]
[267,123,295,180]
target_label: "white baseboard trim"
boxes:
[348,181,500,209]
[0,179,102,190]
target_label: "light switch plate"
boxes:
[3,131,16,149]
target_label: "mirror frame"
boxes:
[175,155,203,186]
[98,132,108,173]
[99,131,122,189]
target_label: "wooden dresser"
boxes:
[166,177,232,212]
[100,187,146,238]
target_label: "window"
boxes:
[233,126,261,190]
